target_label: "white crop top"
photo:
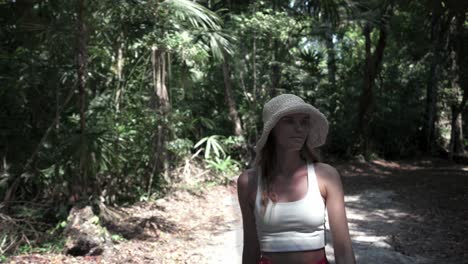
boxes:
[254,162,326,252]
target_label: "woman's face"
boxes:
[271,113,310,151]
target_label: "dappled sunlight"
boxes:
[336,161,398,178]
[332,159,468,263]
[324,189,429,263]
[372,159,401,169]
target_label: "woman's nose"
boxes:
[294,121,305,132]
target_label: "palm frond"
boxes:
[161,0,222,30]
[205,31,235,61]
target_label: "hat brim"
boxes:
[254,104,328,165]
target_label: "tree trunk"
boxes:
[422,7,441,154]
[269,38,280,98]
[150,47,170,191]
[222,52,244,137]
[357,23,373,155]
[421,1,451,154]
[76,0,88,200]
[77,0,87,136]
[114,40,125,113]
[54,77,61,190]
[325,27,336,88]
[357,19,388,156]
[270,62,281,97]
[152,47,170,110]
[109,35,125,204]
[449,105,465,159]
[448,11,468,159]
[252,34,257,98]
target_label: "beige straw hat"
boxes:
[254,94,329,165]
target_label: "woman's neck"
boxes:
[273,148,306,178]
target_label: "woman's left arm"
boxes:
[317,163,356,264]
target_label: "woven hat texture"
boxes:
[254,94,329,165]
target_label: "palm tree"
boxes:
[147,0,232,188]
[292,0,348,88]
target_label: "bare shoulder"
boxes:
[237,168,257,190]
[315,162,343,200]
[315,162,340,177]
[314,162,340,181]
[237,168,258,203]
[237,168,256,188]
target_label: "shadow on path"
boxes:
[332,159,468,264]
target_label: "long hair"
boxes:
[256,133,321,215]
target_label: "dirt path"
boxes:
[205,158,467,264]
[6,159,468,264]
[335,159,468,264]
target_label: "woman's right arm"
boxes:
[237,170,261,264]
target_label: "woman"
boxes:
[237,94,356,264]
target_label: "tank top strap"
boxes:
[255,166,262,208]
[257,166,263,192]
[307,162,320,196]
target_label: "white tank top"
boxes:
[254,162,326,252]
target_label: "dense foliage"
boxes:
[0,0,467,256]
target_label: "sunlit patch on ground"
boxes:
[325,189,428,264]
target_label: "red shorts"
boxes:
[259,256,328,264]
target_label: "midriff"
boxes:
[263,247,326,264]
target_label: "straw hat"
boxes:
[254,94,329,165]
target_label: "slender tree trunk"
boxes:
[267,11,280,98]
[449,104,465,159]
[76,0,88,200]
[222,52,243,136]
[422,1,451,154]
[423,7,441,154]
[167,52,171,103]
[110,35,125,203]
[270,62,281,97]
[271,0,280,97]
[54,83,61,185]
[448,51,460,160]
[150,47,170,192]
[251,3,258,102]
[252,34,257,98]
[269,38,280,98]
[250,12,259,163]
[325,27,337,88]
[448,12,468,159]
[152,48,170,109]
[77,0,87,135]
[357,23,373,155]
[115,40,125,113]
[357,19,388,156]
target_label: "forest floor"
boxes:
[5,158,468,264]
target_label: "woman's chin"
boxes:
[290,140,306,148]
[282,144,304,151]
[276,139,306,151]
